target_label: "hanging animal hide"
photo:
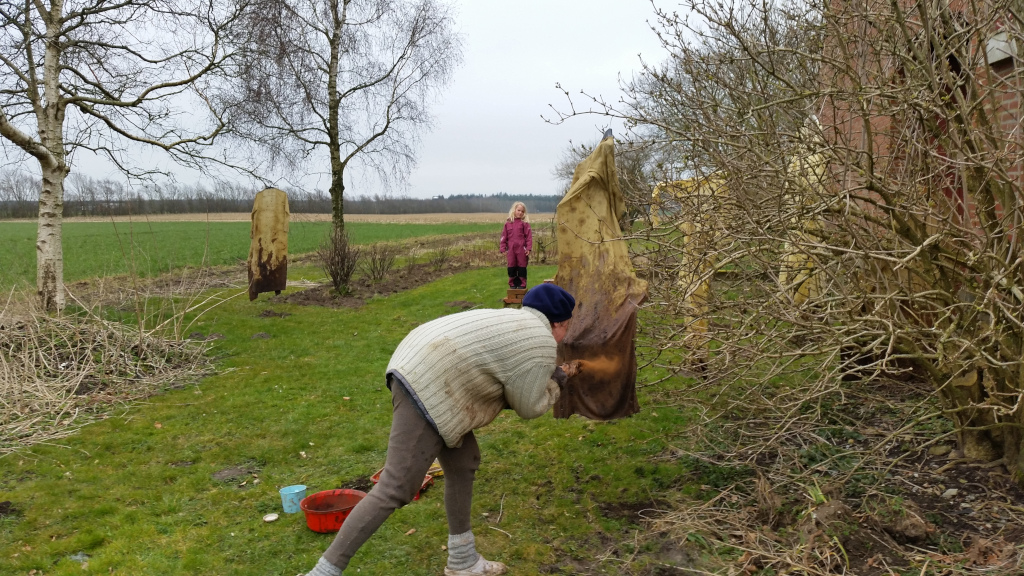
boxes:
[553,134,648,420]
[248,188,289,301]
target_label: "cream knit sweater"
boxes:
[386,307,560,448]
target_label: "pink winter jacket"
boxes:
[500,219,533,254]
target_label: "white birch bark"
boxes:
[35,2,69,311]
[36,162,67,312]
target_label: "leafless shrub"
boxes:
[551,0,1024,570]
[427,242,455,271]
[554,0,1024,474]
[532,219,558,264]
[361,243,399,283]
[405,246,419,268]
[317,229,361,294]
[635,377,1024,575]
[463,244,484,267]
[463,241,501,267]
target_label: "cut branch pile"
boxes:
[0,308,212,455]
[639,376,1024,575]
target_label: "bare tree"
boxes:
[0,0,246,310]
[551,135,661,229]
[225,0,462,232]
[0,168,35,197]
[555,0,1024,479]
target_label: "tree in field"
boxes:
[0,0,245,311]
[556,0,1024,480]
[225,0,462,232]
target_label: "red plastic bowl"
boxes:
[370,468,434,500]
[299,489,367,533]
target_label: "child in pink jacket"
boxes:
[499,202,533,288]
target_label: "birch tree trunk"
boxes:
[329,166,346,232]
[327,0,348,233]
[34,3,69,311]
[36,162,67,312]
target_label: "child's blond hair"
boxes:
[506,201,529,223]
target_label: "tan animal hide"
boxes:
[248,188,289,301]
[553,135,648,420]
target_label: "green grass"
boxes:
[0,221,497,290]
[0,264,695,575]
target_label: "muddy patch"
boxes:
[271,260,486,309]
[597,499,667,526]
[211,460,262,484]
[272,286,366,309]
[0,500,19,518]
[539,517,696,575]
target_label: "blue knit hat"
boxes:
[522,284,576,323]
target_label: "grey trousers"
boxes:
[322,382,481,570]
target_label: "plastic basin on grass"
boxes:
[299,489,367,533]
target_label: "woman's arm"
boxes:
[506,371,560,420]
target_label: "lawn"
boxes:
[0,264,694,576]
[0,221,498,290]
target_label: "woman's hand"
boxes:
[552,361,582,389]
[551,366,568,389]
[560,360,581,378]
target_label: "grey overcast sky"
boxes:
[376,0,667,199]
[69,0,668,199]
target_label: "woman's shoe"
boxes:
[443,556,508,575]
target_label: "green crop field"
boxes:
[0,265,696,575]
[0,221,497,290]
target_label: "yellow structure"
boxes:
[649,120,829,361]
[778,122,827,305]
[649,176,729,364]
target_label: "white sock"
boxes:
[306,557,343,576]
[447,530,480,570]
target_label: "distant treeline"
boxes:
[0,172,561,218]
